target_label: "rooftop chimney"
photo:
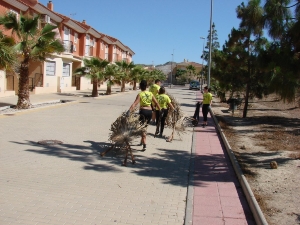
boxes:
[47,1,53,11]
[82,20,86,24]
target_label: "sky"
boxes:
[39,0,245,65]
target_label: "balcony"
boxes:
[63,40,74,54]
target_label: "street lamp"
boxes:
[170,50,174,88]
[208,0,213,88]
[200,36,205,92]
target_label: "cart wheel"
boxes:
[192,119,198,126]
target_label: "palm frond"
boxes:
[109,110,147,145]
[165,93,187,137]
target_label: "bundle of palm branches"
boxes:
[109,110,147,145]
[165,93,187,142]
[101,109,147,166]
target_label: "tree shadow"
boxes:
[216,115,300,129]
[11,140,122,173]
[180,103,198,108]
[0,103,14,107]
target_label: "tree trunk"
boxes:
[92,78,98,97]
[133,81,137,90]
[16,57,31,109]
[121,80,125,92]
[243,82,250,118]
[106,83,111,95]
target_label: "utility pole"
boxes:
[208,0,213,88]
[170,49,174,88]
[200,37,205,92]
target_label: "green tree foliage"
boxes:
[104,63,120,95]
[0,30,17,70]
[0,12,64,109]
[130,65,145,90]
[185,64,196,82]
[115,60,135,92]
[74,57,109,97]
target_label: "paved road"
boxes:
[0,87,196,225]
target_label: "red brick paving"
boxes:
[192,92,255,225]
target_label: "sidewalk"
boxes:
[0,88,257,225]
[190,92,255,224]
[0,87,130,109]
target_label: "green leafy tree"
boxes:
[0,13,64,109]
[74,57,109,97]
[263,0,300,103]
[130,65,145,90]
[186,64,196,82]
[202,23,220,62]
[115,60,135,92]
[104,63,119,95]
[236,0,265,117]
[0,30,17,70]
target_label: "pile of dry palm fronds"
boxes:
[101,109,147,166]
[165,93,188,141]
[109,110,147,145]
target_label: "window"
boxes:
[46,61,55,76]
[73,45,76,52]
[62,63,70,77]
[101,42,103,50]
[74,33,78,43]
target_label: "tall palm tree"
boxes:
[130,65,144,90]
[0,30,17,70]
[104,64,119,95]
[115,60,135,92]
[0,13,64,109]
[74,57,109,97]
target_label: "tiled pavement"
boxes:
[0,87,256,225]
[191,92,255,225]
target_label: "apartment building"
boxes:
[0,0,134,97]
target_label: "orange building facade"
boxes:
[0,0,134,97]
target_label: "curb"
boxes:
[184,130,196,225]
[0,100,77,116]
[210,108,268,225]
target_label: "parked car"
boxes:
[189,80,200,90]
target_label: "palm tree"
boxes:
[0,13,64,109]
[104,64,119,95]
[74,57,109,97]
[130,65,145,90]
[115,60,135,92]
[0,30,16,70]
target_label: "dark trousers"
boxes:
[202,104,210,122]
[139,109,152,124]
[155,109,168,134]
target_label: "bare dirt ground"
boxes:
[212,94,300,225]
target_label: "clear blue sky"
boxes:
[39,0,244,65]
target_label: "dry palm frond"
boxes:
[109,110,147,145]
[165,93,187,141]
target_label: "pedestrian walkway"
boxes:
[0,88,257,225]
[190,92,255,225]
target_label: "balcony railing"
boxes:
[63,40,74,54]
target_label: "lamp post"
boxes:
[208,0,213,88]
[200,36,205,92]
[170,50,174,88]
